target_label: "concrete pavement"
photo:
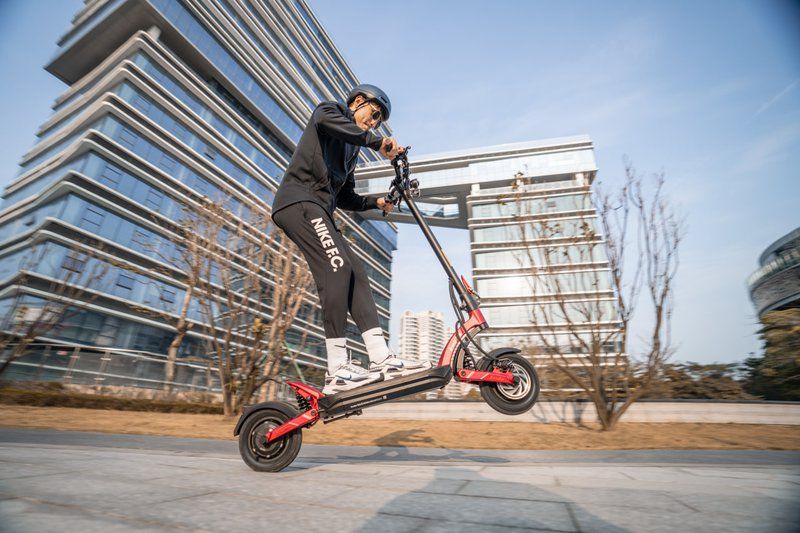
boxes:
[0,428,798,532]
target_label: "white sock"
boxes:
[325,338,348,375]
[362,327,390,364]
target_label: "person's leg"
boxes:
[337,235,390,361]
[273,202,427,385]
[272,203,371,380]
[337,235,432,376]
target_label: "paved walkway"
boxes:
[0,428,798,532]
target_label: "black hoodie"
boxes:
[271,101,384,220]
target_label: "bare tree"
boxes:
[124,194,248,394]
[511,160,684,429]
[0,242,110,377]
[148,205,214,394]
[191,201,315,417]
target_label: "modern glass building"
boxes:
[748,226,800,317]
[0,0,397,389]
[357,137,621,367]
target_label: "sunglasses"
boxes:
[360,102,383,127]
[369,104,383,123]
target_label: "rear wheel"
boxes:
[238,408,302,472]
[478,352,540,415]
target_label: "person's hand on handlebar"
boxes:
[379,137,405,160]
[377,196,394,215]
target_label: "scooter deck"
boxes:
[318,365,452,418]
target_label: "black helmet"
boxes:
[347,83,391,122]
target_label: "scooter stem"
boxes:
[399,186,479,312]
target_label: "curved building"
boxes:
[748,227,800,316]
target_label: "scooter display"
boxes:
[235,148,540,472]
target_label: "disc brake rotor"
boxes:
[496,361,532,400]
[250,418,285,459]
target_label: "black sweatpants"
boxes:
[272,202,381,339]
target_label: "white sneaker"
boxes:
[321,362,384,395]
[370,354,432,379]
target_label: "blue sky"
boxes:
[1,1,798,363]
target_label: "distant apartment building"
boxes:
[399,310,470,399]
[399,310,446,365]
[748,226,800,317]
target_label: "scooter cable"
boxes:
[448,279,493,362]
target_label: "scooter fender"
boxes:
[233,401,299,436]
[482,347,521,363]
[475,347,523,372]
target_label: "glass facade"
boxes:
[482,300,617,326]
[472,217,598,244]
[748,226,800,316]
[1,0,397,390]
[473,244,605,269]
[469,180,619,358]
[475,271,612,297]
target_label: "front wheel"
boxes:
[477,352,540,415]
[238,408,302,472]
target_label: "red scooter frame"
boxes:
[263,307,513,445]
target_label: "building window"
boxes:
[118,127,138,149]
[160,288,176,304]
[209,263,220,283]
[62,253,86,273]
[132,230,150,250]
[192,176,208,195]
[100,166,122,187]
[218,227,229,245]
[116,273,136,291]
[81,206,105,231]
[95,316,120,347]
[159,154,177,173]
[133,95,151,113]
[601,341,619,353]
[145,190,163,210]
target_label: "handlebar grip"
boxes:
[381,195,392,217]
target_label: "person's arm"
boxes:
[315,102,384,150]
[337,171,379,211]
[337,172,396,213]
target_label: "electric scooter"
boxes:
[235,149,540,472]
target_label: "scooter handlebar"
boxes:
[381,147,411,217]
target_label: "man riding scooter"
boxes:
[271,84,431,394]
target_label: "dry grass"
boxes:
[1,405,798,450]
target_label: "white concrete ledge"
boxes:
[359,401,800,425]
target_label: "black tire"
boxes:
[478,352,540,415]
[238,408,302,472]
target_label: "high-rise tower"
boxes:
[0,0,397,389]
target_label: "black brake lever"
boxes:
[382,147,412,217]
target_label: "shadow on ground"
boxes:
[331,429,511,464]
[353,465,627,532]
